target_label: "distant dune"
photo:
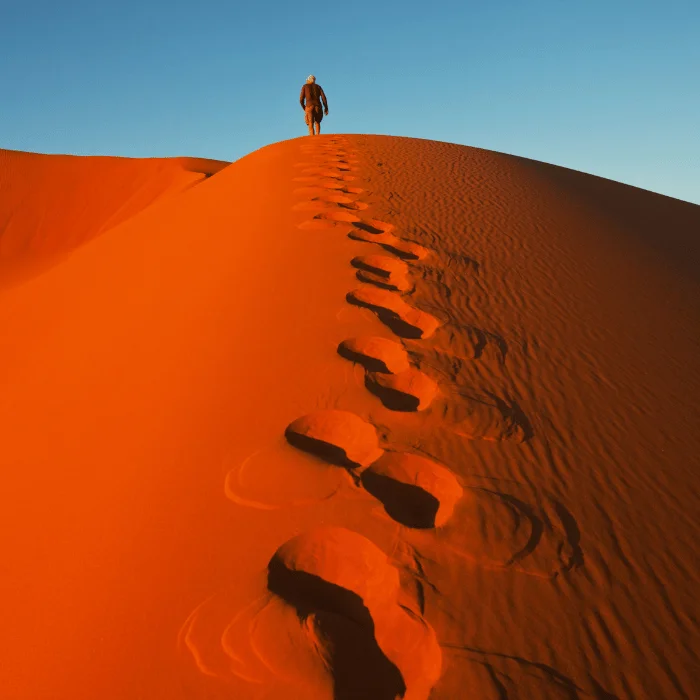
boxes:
[0,135,698,700]
[0,148,229,288]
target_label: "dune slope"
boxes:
[0,135,698,700]
[0,148,229,288]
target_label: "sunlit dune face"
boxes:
[1,134,699,700]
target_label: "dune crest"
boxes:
[1,134,699,700]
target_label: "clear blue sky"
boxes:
[2,1,698,204]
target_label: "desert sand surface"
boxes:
[1,135,699,699]
[0,148,228,289]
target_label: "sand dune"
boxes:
[1,135,699,699]
[0,148,228,288]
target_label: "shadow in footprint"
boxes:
[365,374,422,412]
[352,221,389,235]
[346,293,427,339]
[357,269,413,293]
[268,563,406,700]
[361,470,439,529]
[338,345,393,373]
[378,315,425,339]
[284,432,357,469]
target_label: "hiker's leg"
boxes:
[315,119,322,135]
[305,109,314,136]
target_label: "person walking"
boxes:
[299,75,328,136]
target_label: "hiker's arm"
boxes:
[320,87,328,113]
[299,86,306,109]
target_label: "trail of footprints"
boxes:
[187,137,582,698]
[278,138,445,697]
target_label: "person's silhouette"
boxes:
[299,75,329,136]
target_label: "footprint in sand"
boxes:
[360,452,463,529]
[347,285,442,339]
[283,412,460,532]
[337,335,438,412]
[299,168,359,178]
[360,452,577,577]
[349,227,430,261]
[293,186,365,198]
[325,157,361,165]
[267,527,442,700]
[356,268,413,293]
[293,161,354,169]
[337,336,411,374]
[365,367,439,412]
[312,181,365,193]
[294,157,360,167]
[279,412,564,575]
[351,254,409,278]
[351,254,414,293]
[297,209,363,231]
[284,409,384,470]
[293,174,357,183]
[294,186,366,198]
[299,149,357,159]
[436,486,579,578]
[292,198,369,212]
[299,165,358,175]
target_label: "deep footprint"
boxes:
[293,174,357,183]
[349,228,429,261]
[357,268,413,293]
[337,336,411,374]
[297,210,363,231]
[352,254,413,292]
[292,199,368,212]
[361,452,463,528]
[365,367,439,411]
[285,410,383,469]
[294,185,365,197]
[299,169,359,178]
[268,527,442,700]
[347,285,441,339]
[300,165,358,175]
[351,254,409,278]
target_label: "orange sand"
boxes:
[0,148,228,288]
[1,136,699,699]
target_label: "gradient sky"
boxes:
[2,1,698,204]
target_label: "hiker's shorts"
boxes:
[305,105,323,125]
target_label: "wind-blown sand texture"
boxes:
[1,136,699,699]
